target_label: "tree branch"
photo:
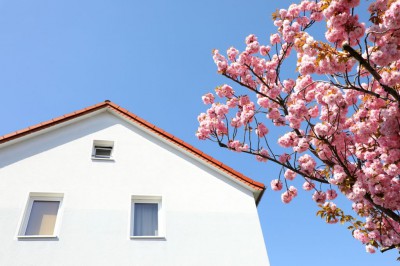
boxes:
[342,42,400,103]
[217,141,330,184]
[380,245,397,253]
[364,194,400,224]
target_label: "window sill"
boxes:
[91,157,115,161]
[17,235,59,240]
[130,236,166,240]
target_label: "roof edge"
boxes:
[0,102,108,144]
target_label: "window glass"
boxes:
[94,146,112,158]
[25,200,60,235]
[133,203,158,236]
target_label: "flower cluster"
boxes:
[197,0,400,255]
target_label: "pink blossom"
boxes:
[239,95,251,106]
[330,165,346,185]
[258,97,270,108]
[227,47,239,61]
[312,191,326,203]
[284,169,296,180]
[279,9,287,18]
[279,153,291,163]
[289,186,298,197]
[287,4,300,17]
[202,93,214,105]
[230,116,242,128]
[245,34,258,45]
[308,106,319,118]
[271,179,283,191]
[298,54,316,75]
[293,138,309,153]
[298,154,316,173]
[310,11,323,21]
[353,229,369,244]
[260,45,271,56]
[365,244,376,254]
[278,131,298,148]
[240,103,255,123]
[326,189,338,200]
[314,123,330,137]
[256,123,269,137]
[215,84,234,98]
[283,79,295,93]
[302,181,315,191]
[213,49,228,72]
[270,33,281,45]
[214,104,229,117]
[256,149,269,162]
[228,140,249,152]
[226,98,238,108]
[281,191,293,203]
[267,108,281,120]
[385,163,399,176]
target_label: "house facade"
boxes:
[0,101,269,265]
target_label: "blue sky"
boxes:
[0,0,397,265]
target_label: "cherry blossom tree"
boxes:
[196,0,400,256]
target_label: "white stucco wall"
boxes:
[0,111,269,266]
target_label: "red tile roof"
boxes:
[0,101,266,200]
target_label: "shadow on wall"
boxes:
[0,112,120,169]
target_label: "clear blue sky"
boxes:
[0,0,397,265]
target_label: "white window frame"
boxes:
[17,192,64,239]
[92,140,115,160]
[130,195,165,240]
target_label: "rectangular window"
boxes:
[94,146,113,158]
[131,196,164,239]
[18,193,63,238]
[92,140,114,160]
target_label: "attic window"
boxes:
[92,140,114,160]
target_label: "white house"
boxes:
[0,101,269,266]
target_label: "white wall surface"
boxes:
[0,111,269,266]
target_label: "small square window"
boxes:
[18,193,63,238]
[92,140,114,160]
[94,146,112,158]
[131,196,164,239]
